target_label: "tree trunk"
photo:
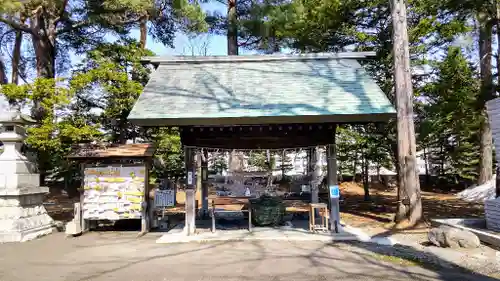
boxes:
[227,0,238,55]
[139,13,148,49]
[496,0,500,199]
[281,150,285,180]
[363,153,370,201]
[423,147,430,185]
[0,56,7,84]
[266,150,272,189]
[391,0,422,225]
[440,143,445,176]
[496,0,500,93]
[30,12,57,186]
[477,11,494,185]
[11,18,24,85]
[352,152,357,182]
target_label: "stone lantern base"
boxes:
[0,158,54,243]
[0,188,54,242]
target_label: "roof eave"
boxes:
[128,112,396,127]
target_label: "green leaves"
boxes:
[336,125,394,176]
[418,47,481,180]
[71,40,151,144]
[0,77,101,154]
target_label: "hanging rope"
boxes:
[182,145,320,153]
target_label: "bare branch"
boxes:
[238,36,261,47]
[0,16,36,37]
[56,16,140,36]
[54,0,69,25]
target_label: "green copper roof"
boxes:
[128,53,396,126]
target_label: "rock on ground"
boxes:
[428,225,480,249]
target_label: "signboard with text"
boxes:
[82,165,146,220]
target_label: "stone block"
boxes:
[485,198,500,232]
[428,225,480,249]
[0,159,36,175]
[0,173,40,190]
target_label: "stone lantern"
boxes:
[0,108,53,242]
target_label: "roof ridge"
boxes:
[142,52,376,65]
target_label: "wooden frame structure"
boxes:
[68,143,155,235]
[178,124,339,234]
[127,53,397,235]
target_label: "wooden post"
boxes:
[184,147,196,235]
[201,150,209,218]
[140,159,152,234]
[391,0,422,224]
[327,141,341,233]
[311,147,321,205]
[196,151,202,216]
[80,163,89,233]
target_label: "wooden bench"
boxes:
[210,197,252,232]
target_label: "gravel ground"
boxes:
[0,232,498,281]
[356,229,500,277]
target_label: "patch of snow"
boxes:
[457,175,497,202]
[369,236,398,246]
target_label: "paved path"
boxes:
[0,232,496,281]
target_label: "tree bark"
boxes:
[29,11,57,186]
[362,152,370,201]
[391,0,422,225]
[477,11,494,185]
[497,0,500,198]
[352,151,357,182]
[423,147,430,185]
[0,56,7,84]
[227,0,238,55]
[139,13,148,49]
[281,150,286,180]
[11,16,24,85]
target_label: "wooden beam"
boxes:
[181,124,337,149]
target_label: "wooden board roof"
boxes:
[68,143,155,160]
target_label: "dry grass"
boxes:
[336,181,484,235]
[366,252,421,266]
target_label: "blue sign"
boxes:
[329,185,340,198]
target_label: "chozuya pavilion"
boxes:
[127,52,396,235]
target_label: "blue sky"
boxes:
[69,2,259,66]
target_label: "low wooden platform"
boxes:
[209,196,252,232]
[156,198,313,215]
[284,200,310,213]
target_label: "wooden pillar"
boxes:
[196,151,202,216]
[201,150,209,218]
[184,147,196,235]
[142,159,152,234]
[311,147,321,205]
[327,140,341,233]
[80,162,89,233]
